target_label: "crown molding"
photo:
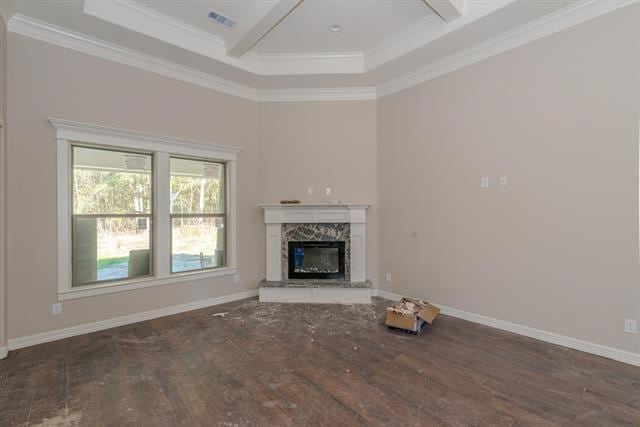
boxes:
[7,14,375,102]
[8,14,260,101]
[257,87,377,102]
[378,0,638,97]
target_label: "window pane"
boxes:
[73,146,152,215]
[73,217,151,285]
[170,158,224,214]
[172,217,224,273]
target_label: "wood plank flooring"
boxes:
[1,297,640,426]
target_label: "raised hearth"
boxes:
[259,203,370,304]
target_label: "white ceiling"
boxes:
[1,0,629,97]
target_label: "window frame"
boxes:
[71,144,155,287]
[51,118,240,301]
[169,156,227,274]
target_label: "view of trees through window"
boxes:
[170,157,225,273]
[71,147,226,286]
[72,146,153,285]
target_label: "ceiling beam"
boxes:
[226,0,302,58]
[422,0,465,22]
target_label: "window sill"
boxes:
[58,267,238,301]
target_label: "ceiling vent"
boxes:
[208,10,237,30]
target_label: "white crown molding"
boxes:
[7,289,258,351]
[372,289,640,367]
[8,14,260,101]
[257,87,377,102]
[378,0,639,97]
[7,14,375,102]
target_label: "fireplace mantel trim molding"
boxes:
[259,204,370,283]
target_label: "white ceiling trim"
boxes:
[365,0,511,71]
[225,0,302,58]
[257,87,377,102]
[7,14,375,102]
[378,0,639,98]
[84,0,365,76]
[83,0,262,74]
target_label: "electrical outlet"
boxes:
[624,319,638,334]
[325,187,332,195]
[385,273,392,283]
[480,177,489,188]
[52,303,62,315]
[233,274,240,283]
[500,176,508,186]
[307,187,314,196]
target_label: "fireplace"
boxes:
[288,241,346,280]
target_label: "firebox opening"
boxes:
[288,241,346,280]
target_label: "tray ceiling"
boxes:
[1,0,630,97]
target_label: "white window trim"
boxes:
[50,118,241,301]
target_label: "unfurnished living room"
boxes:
[0,0,639,425]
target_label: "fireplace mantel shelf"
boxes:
[259,203,370,208]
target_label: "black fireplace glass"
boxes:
[288,241,346,280]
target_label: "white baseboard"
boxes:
[0,346,7,359]
[7,289,258,351]
[372,289,640,367]
[259,286,372,304]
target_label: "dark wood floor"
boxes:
[1,297,640,426]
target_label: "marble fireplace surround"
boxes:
[282,223,351,281]
[260,204,369,284]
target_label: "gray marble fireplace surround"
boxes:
[281,223,350,281]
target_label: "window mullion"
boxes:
[154,152,171,278]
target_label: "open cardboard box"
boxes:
[385,297,440,334]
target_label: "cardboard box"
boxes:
[385,298,440,334]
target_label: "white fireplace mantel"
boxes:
[260,203,370,282]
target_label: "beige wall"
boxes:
[258,101,378,286]
[377,5,640,353]
[6,34,263,340]
[0,13,7,350]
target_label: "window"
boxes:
[72,146,153,286]
[170,158,226,273]
[51,119,239,300]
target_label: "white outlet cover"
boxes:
[500,176,508,186]
[52,303,62,315]
[624,319,638,334]
[325,187,331,195]
[233,274,240,283]
[481,177,489,188]
[307,187,314,195]
[385,273,392,282]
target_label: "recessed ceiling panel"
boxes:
[253,0,433,54]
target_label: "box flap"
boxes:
[417,304,440,324]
